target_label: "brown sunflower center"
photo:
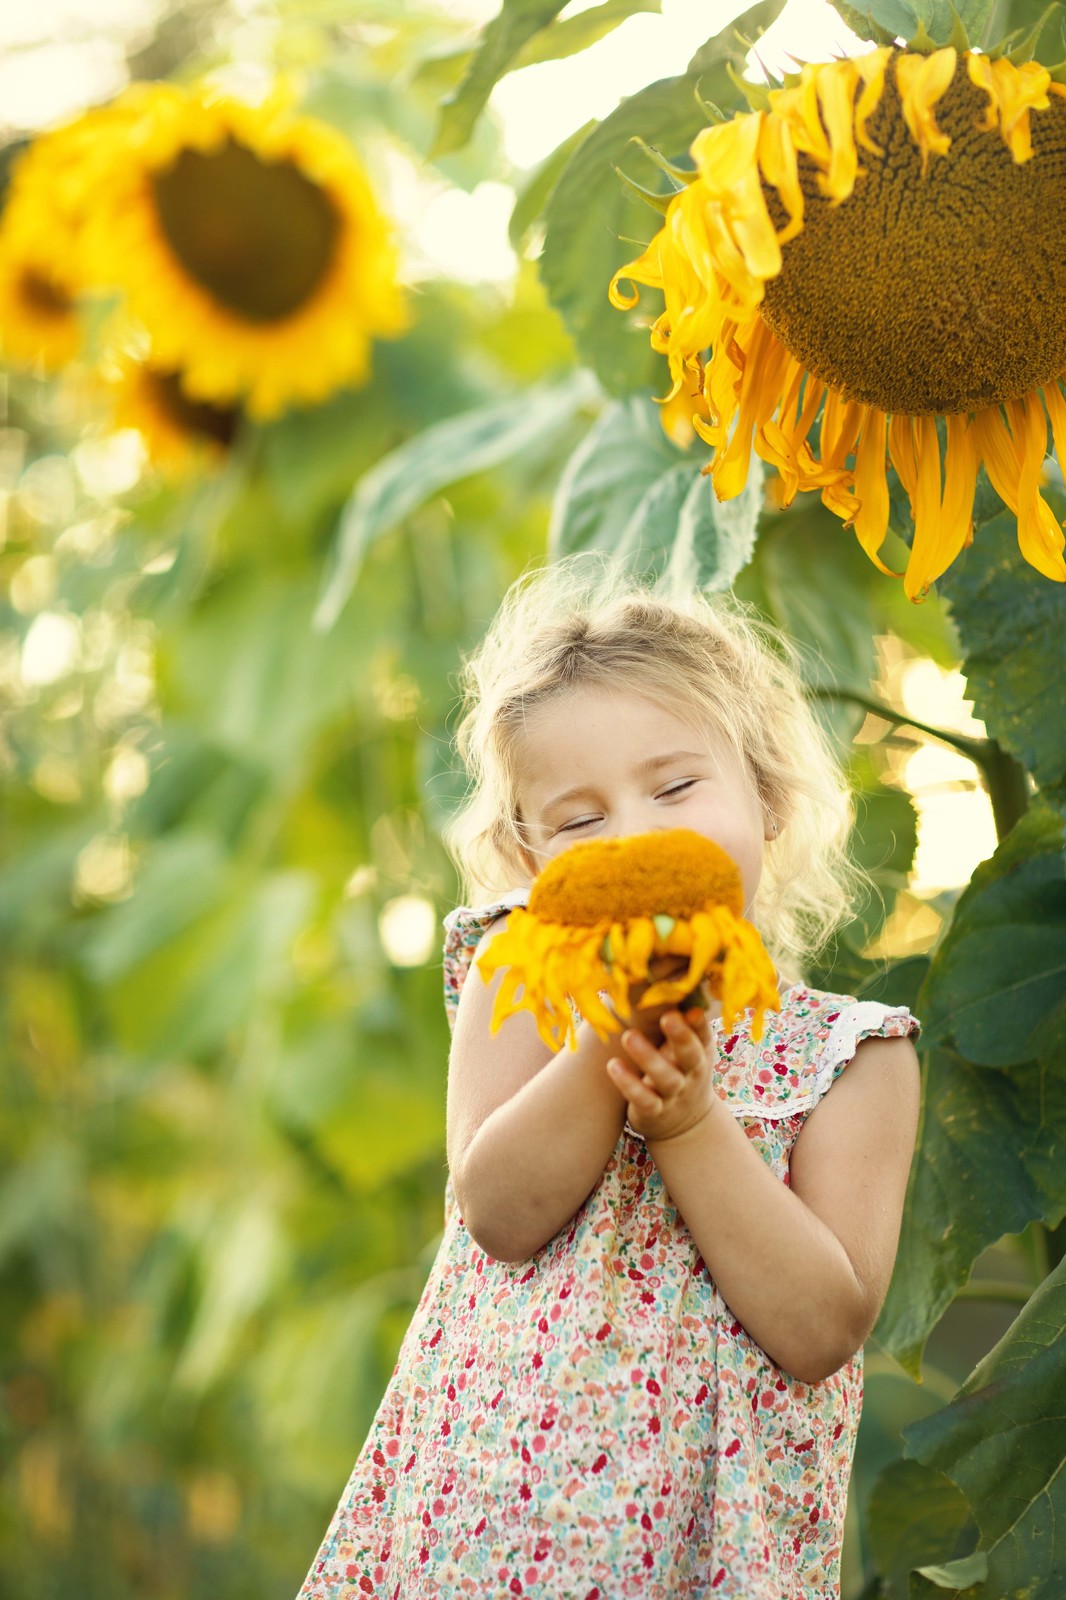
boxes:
[759,62,1066,414]
[148,370,240,446]
[151,139,342,323]
[529,829,743,925]
[20,268,73,317]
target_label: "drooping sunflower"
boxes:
[477,829,781,1051]
[79,80,406,419]
[609,44,1066,599]
[103,351,242,473]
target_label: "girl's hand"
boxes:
[607,1006,717,1142]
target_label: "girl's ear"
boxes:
[764,810,780,842]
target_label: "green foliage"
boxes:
[316,372,595,628]
[877,1047,1066,1375]
[938,510,1066,812]
[904,1255,1066,1598]
[548,395,763,589]
[432,0,570,156]
[866,1459,979,1589]
[920,806,1066,1066]
[829,0,995,46]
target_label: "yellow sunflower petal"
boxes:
[815,57,860,200]
[848,406,901,574]
[1007,393,1066,580]
[967,53,1051,162]
[903,412,978,599]
[896,47,956,173]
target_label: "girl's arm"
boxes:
[446,917,629,1263]
[644,1032,921,1383]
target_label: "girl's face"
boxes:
[515,686,773,911]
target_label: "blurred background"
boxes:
[0,1,1041,1596]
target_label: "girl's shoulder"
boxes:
[442,889,530,1032]
[716,982,921,1121]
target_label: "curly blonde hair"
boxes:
[445,557,862,981]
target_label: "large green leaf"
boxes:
[315,374,594,629]
[903,1254,1066,1599]
[937,511,1066,810]
[548,395,762,588]
[829,0,994,44]
[866,1459,980,1590]
[539,73,706,396]
[432,0,568,157]
[876,1050,1066,1376]
[920,807,1066,1066]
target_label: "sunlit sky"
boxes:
[1,0,999,904]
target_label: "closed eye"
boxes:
[658,779,698,799]
[557,814,601,833]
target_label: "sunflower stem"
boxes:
[954,1278,1032,1304]
[807,687,989,762]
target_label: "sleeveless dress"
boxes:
[297,892,920,1600]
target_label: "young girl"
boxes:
[297,562,921,1600]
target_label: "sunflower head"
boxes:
[71,80,407,418]
[529,828,744,924]
[609,44,1066,599]
[479,829,778,1051]
[104,352,241,472]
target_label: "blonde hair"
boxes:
[445,557,862,981]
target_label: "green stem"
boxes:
[954,1279,1032,1305]
[810,687,1030,842]
[807,686,989,762]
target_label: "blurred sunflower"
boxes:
[104,352,241,473]
[478,829,780,1050]
[81,80,406,419]
[610,45,1066,599]
[0,231,80,370]
[0,114,112,369]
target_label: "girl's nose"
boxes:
[602,806,664,840]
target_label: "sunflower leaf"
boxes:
[509,120,598,249]
[315,374,596,630]
[431,0,661,157]
[876,807,1066,1374]
[875,1048,1066,1375]
[918,804,1066,1065]
[432,0,568,158]
[902,1254,1066,1598]
[828,0,993,46]
[548,396,762,592]
[540,74,713,395]
[936,507,1066,809]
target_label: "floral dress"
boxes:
[298,892,920,1600]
